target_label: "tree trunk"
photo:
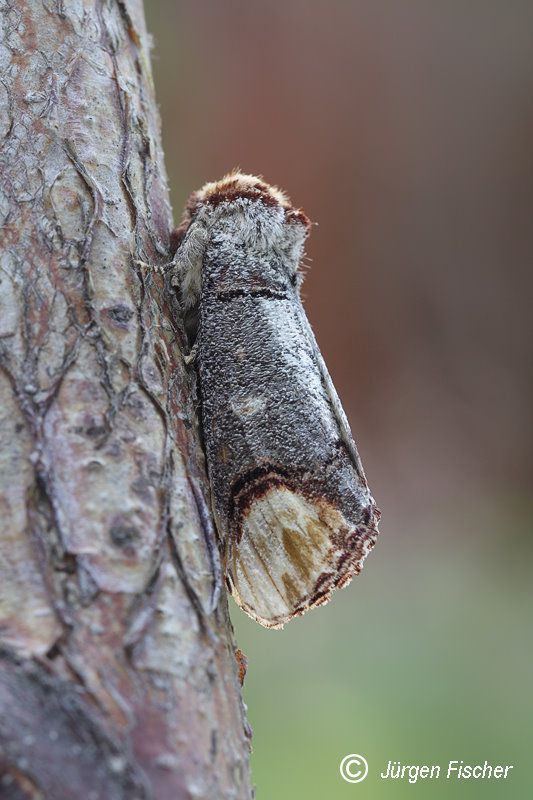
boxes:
[0,2,252,798]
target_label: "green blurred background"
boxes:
[144,2,532,797]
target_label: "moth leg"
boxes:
[133,258,174,275]
[170,221,207,346]
[183,340,199,365]
[170,221,207,299]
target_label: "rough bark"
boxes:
[0,2,252,798]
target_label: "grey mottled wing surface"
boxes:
[198,249,378,628]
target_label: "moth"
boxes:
[174,172,380,629]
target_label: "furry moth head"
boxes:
[175,171,380,629]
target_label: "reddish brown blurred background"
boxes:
[145,3,532,797]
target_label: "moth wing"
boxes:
[226,301,377,629]
[295,300,369,488]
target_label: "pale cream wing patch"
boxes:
[229,486,355,629]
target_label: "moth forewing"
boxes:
[176,172,380,629]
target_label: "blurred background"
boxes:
[145,2,532,797]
